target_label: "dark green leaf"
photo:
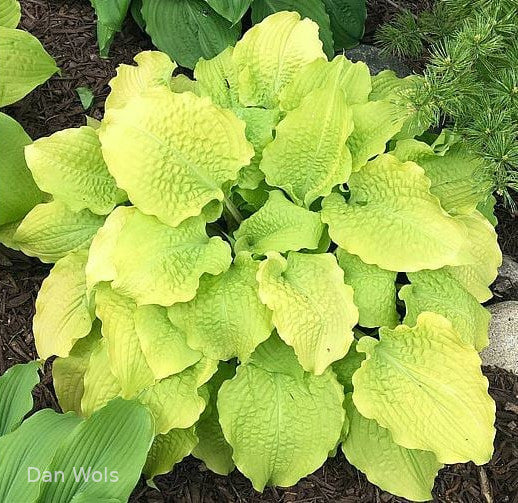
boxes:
[205,0,252,24]
[90,0,131,57]
[321,0,366,50]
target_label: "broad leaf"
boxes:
[25,126,121,215]
[218,335,344,490]
[257,251,358,374]
[353,312,495,465]
[169,252,272,362]
[234,190,324,254]
[400,269,491,351]
[322,0,366,49]
[336,249,398,328]
[332,339,365,393]
[322,154,470,272]
[90,0,131,57]
[260,78,353,206]
[342,394,442,502]
[13,201,104,263]
[0,112,43,227]
[141,0,240,69]
[99,86,253,228]
[0,27,58,106]
[0,361,40,435]
[205,0,252,23]
[232,11,325,108]
[34,250,95,359]
[0,0,20,28]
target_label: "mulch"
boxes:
[0,1,517,502]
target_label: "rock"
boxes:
[345,44,412,77]
[481,301,518,374]
[493,255,518,297]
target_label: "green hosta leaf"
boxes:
[477,194,497,226]
[322,0,366,50]
[353,312,495,465]
[25,126,121,215]
[332,339,365,393]
[141,0,240,69]
[233,11,325,108]
[100,86,253,228]
[53,324,102,414]
[336,249,398,328]
[135,304,201,379]
[38,398,154,502]
[105,50,175,111]
[76,86,94,110]
[260,79,353,207]
[168,252,272,362]
[81,339,122,416]
[321,154,470,272]
[444,211,502,302]
[218,335,344,491]
[95,285,155,398]
[392,139,491,215]
[0,361,40,435]
[34,250,94,359]
[0,113,43,227]
[205,0,252,23]
[0,221,21,250]
[192,362,235,475]
[251,0,334,58]
[143,427,198,480]
[87,207,232,306]
[0,27,58,106]
[0,0,20,28]
[257,251,358,374]
[400,269,491,351]
[234,191,324,254]
[90,0,131,57]
[342,394,442,502]
[0,409,81,502]
[13,201,104,263]
[139,357,218,434]
[347,101,405,171]
[280,56,371,111]
[170,74,199,94]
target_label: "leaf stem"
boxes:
[223,195,243,225]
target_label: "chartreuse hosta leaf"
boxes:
[332,338,365,393]
[257,251,358,374]
[192,362,235,475]
[336,249,399,328]
[392,139,491,215]
[322,154,470,272]
[24,125,122,215]
[279,55,371,111]
[53,324,101,414]
[342,394,442,502]
[0,0,21,28]
[233,191,324,254]
[95,284,155,398]
[353,313,495,465]
[260,77,354,207]
[99,86,254,228]
[13,201,104,263]
[400,269,491,351]
[87,207,232,306]
[105,50,175,111]
[38,398,154,503]
[218,335,344,491]
[143,427,198,481]
[444,211,502,303]
[168,252,272,362]
[232,11,325,108]
[0,361,39,435]
[135,304,201,379]
[34,250,95,359]
[0,113,43,227]
[0,409,81,502]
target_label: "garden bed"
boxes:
[1,1,517,502]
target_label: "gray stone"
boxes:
[493,255,518,297]
[345,44,412,77]
[481,301,518,374]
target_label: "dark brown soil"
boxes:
[1,1,517,502]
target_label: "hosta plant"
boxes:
[2,12,502,502]
[90,0,366,68]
